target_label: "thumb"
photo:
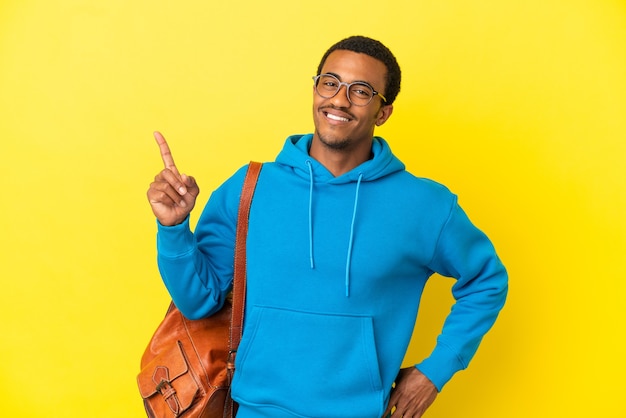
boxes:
[181,174,199,195]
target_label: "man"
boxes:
[147,35,508,418]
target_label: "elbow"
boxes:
[170,291,225,320]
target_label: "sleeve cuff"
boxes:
[415,342,466,391]
[156,217,196,257]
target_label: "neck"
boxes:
[309,135,372,177]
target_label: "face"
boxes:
[312,50,393,152]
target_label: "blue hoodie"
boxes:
[156,134,508,418]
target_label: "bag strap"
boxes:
[229,161,262,365]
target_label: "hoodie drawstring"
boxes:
[345,173,363,297]
[306,160,315,269]
[305,161,362,297]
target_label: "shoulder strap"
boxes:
[229,161,262,360]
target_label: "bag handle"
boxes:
[229,161,262,364]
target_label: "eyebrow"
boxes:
[325,72,376,88]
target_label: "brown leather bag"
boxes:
[137,162,262,418]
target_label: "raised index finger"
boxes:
[153,131,180,176]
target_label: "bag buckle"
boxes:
[227,350,237,371]
[152,366,181,415]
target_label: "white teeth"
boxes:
[326,113,349,122]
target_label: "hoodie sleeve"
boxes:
[416,198,508,391]
[155,166,247,320]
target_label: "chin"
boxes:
[318,133,351,150]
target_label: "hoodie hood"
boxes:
[275,134,406,184]
[275,134,406,296]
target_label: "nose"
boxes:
[330,83,352,107]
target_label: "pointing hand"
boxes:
[146,132,200,226]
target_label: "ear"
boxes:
[375,104,394,126]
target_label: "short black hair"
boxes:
[316,35,401,105]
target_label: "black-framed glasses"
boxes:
[313,73,387,106]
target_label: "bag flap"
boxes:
[137,341,197,402]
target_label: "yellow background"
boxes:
[1,0,625,416]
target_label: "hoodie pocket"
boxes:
[233,306,385,418]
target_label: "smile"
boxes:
[324,112,350,122]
